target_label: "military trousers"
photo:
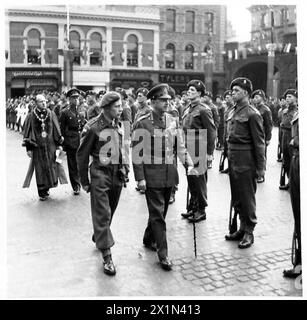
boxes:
[90,164,122,250]
[289,153,301,265]
[228,150,257,233]
[282,131,291,177]
[143,187,172,261]
[66,147,81,191]
[187,173,208,212]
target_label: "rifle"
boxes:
[279,162,286,187]
[219,149,226,172]
[228,199,238,234]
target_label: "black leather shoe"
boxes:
[220,168,229,174]
[73,185,80,195]
[238,232,254,249]
[181,210,194,219]
[103,256,116,276]
[225,230,245,241]
[283,267,302,279]
[160,257,173,271]
[257,177,265,183]
[144,242,157,252]
[279,184,289,190]
[188,210,206,223]
[277,158,282,162]
[39,196,48,201]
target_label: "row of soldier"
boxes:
[17,79,300,280]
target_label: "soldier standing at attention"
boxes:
[181,80,216,223]
[224,77,265,249]
[251,89,273,183]
[283,92,301,279]
[132,84,194,271]
[279,89,298,190]
[59,88,85,195]
[77,92,128,276]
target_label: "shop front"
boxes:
[6,68,62,98]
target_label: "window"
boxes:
[185,11,195,33]
[205,12,214,34]
[261,12,269,28]
[90,32,102,66]
[27,29,41,65]
[166,9,176,32]
[185,44,194,70]
[165,43,175,69]
[281,8,290,25]
[70,31,81,65]
[127,34,138,67]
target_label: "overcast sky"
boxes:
[226,5,251,42]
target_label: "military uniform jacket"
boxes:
[59,105,84,150]
[226,100,265,172]
[132,110,192,188]
[182,101,216,156]
[256,102,273,142]
[77,113,125,187]
[290,110,299,155]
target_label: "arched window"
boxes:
[185,11,195,33]
[205,12,214,34]
[127,34,138,67]
[27,29,41,65]
[90,32,102,66]
[166,9,176,32]
[185,44,194,70]
[70,31,81,65]
[165,43,175,69]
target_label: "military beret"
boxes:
[36,94,47,102]
[181,90,187,96]
[115,87,128,99]
[223,90,232,99]
[168,86,176,99]
[204,91,213,99]
[230,77,253,94]
[85,90,96,97]
[284,88,298,98]
[251,89,266,100]
[147,84,171,100]
[66,88,80,98]
[100,91,121,108]
[136,87,149,96]
[79,90,86,98]
[215,95,223,101]
[187,79,206,96]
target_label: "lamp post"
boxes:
[266,7,276,98]
[203,38,214,92]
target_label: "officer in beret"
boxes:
[251,89,273,183]
[279,89,298,190]
[59,88,85,195]
[224,77,265,249]
[133,87,151,126]
[86,90,100,120]
[181,79,216,223]
[283,101,301,279]
[215,95,226,150]
[132,83,194,271]
[77,91,128,276]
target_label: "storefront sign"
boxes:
[12,70,59,78]
[159,73,203,84]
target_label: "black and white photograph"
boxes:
[1,0,305,301]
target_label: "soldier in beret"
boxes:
[133,87,151,126]
[132,83,194,271]
[215,95,226,150]
[283,99,301,279]
[203,90,220,133]
[277,96,288,162]
[181,79,216,223]
[224,77,265,249]
[59,88,85,195]
[116,87,132,128]
[77,91,128,276]
[279,89,298,190]
[86,90,100,120]
[251,89,273,183]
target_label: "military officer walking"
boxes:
[283,91,301,278]
[224,77,266,249]
[181,80,216,223]
[59,88,85,195]
[132,84,194,271]
[77,92,128,276]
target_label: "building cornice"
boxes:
[7,9,162,26]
